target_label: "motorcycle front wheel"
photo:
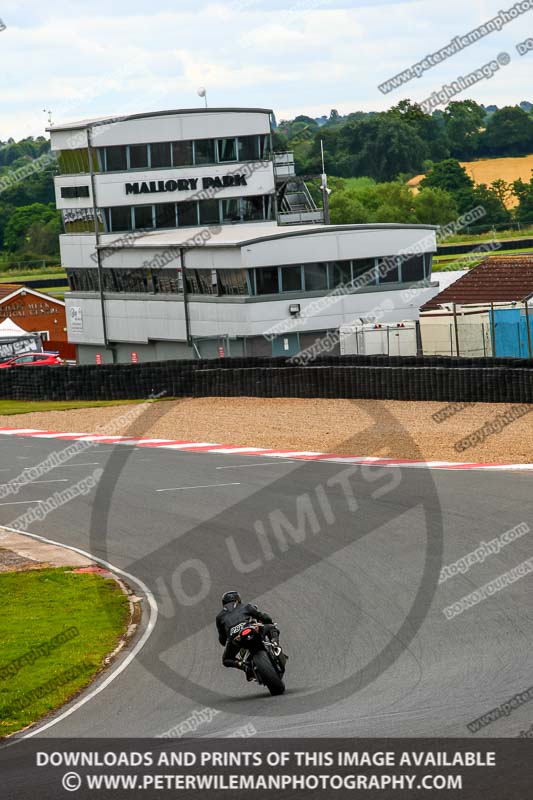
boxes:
[252,650,285,696]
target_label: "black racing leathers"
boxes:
[216,602,277,669]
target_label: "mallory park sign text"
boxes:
[125,174,248,196]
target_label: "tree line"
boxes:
[0,136,59,258]
[276,100,533,180]
[3,98,533,260]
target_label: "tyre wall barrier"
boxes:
[1,357,533,404]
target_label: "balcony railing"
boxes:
[273,151,296,179]
[278,209,324,225]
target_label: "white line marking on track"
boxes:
[53,462,100,467]
[156,482,241,492]
[25,479,70,485]
[0,500,45,506]
[0,524,158,742]
[216,461,298,469]
[0,479,68,486]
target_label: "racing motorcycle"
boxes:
[229,620,287,695]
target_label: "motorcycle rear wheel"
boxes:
[253,650,285,696]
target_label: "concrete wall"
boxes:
[76,339,194,365]
[50,111,271,152]
[54,162,275,211]
[243,226,436,268]
[65,281,441,347]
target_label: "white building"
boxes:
[49,107,440,362]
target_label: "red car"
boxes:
[0,352,63,368]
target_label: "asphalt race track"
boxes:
[1,433,532,740]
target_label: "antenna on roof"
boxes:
[43,109,53,127]
[197,87,208,109]
[320,139,331,225]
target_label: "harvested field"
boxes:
[460,155,533,208]
[1,397,532,464]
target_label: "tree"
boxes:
[23,218,61,255]
[329,191,369,224]
[470,184,511,226]
[388,99,450,161]
[479,106,533,156]
[328,180,458,226]
[4,203,60,253]
[336,116,430,181]
[421,159,474,193]
[413,187,458,225]
[443,100,485,158]
[512,177,533,223]
[491,179,512,208]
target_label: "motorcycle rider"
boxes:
[216,590,281,678]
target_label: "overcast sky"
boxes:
[1,0,532,139]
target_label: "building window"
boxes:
[58,148,98,174]
[258,134,270,158]
[218,269,249,295]
[153,270,182,294]
[304,262,328,291]
[222,198,241,223]
[67,269,100,292]
[129,144,149,169]
[352,258,376,286]
[178,201,198,227]
[99,194,273,234]
[378,256,399,283]
[264,195,274,219]
[103,269,151,293]
[199,199,220,226]
[150,142,172,169]
[155,203,176,228]
[109,206,132,232]
[172,140,194,167]
[194,139,216,165]
[400,254,425,283]
[60,185,90,199]
[105,146,128,171]
[243,195,264,221]
[329,260,351,288]
[281,265,303,292]
[186,269,217,295]
[217,138,237,162]
[93,134,270,173]
[255,266,279,295]
[237,135,259,161]
[134,205,154,230]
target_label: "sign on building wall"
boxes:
[70,306,83,331]
[0,301,61,318]
[125,174,247,196]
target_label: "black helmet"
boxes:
[222,590,241,606]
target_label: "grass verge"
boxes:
[0,567,129,737]
[0,399,144,416]
[433,245,533,271]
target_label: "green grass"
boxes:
[433,257,487,272]
[0,568,129,737]
[433,244,533,271]
[0,399,144,415]
[445,225,533,244]
[0,271,66,283]
[342,176,376,190]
